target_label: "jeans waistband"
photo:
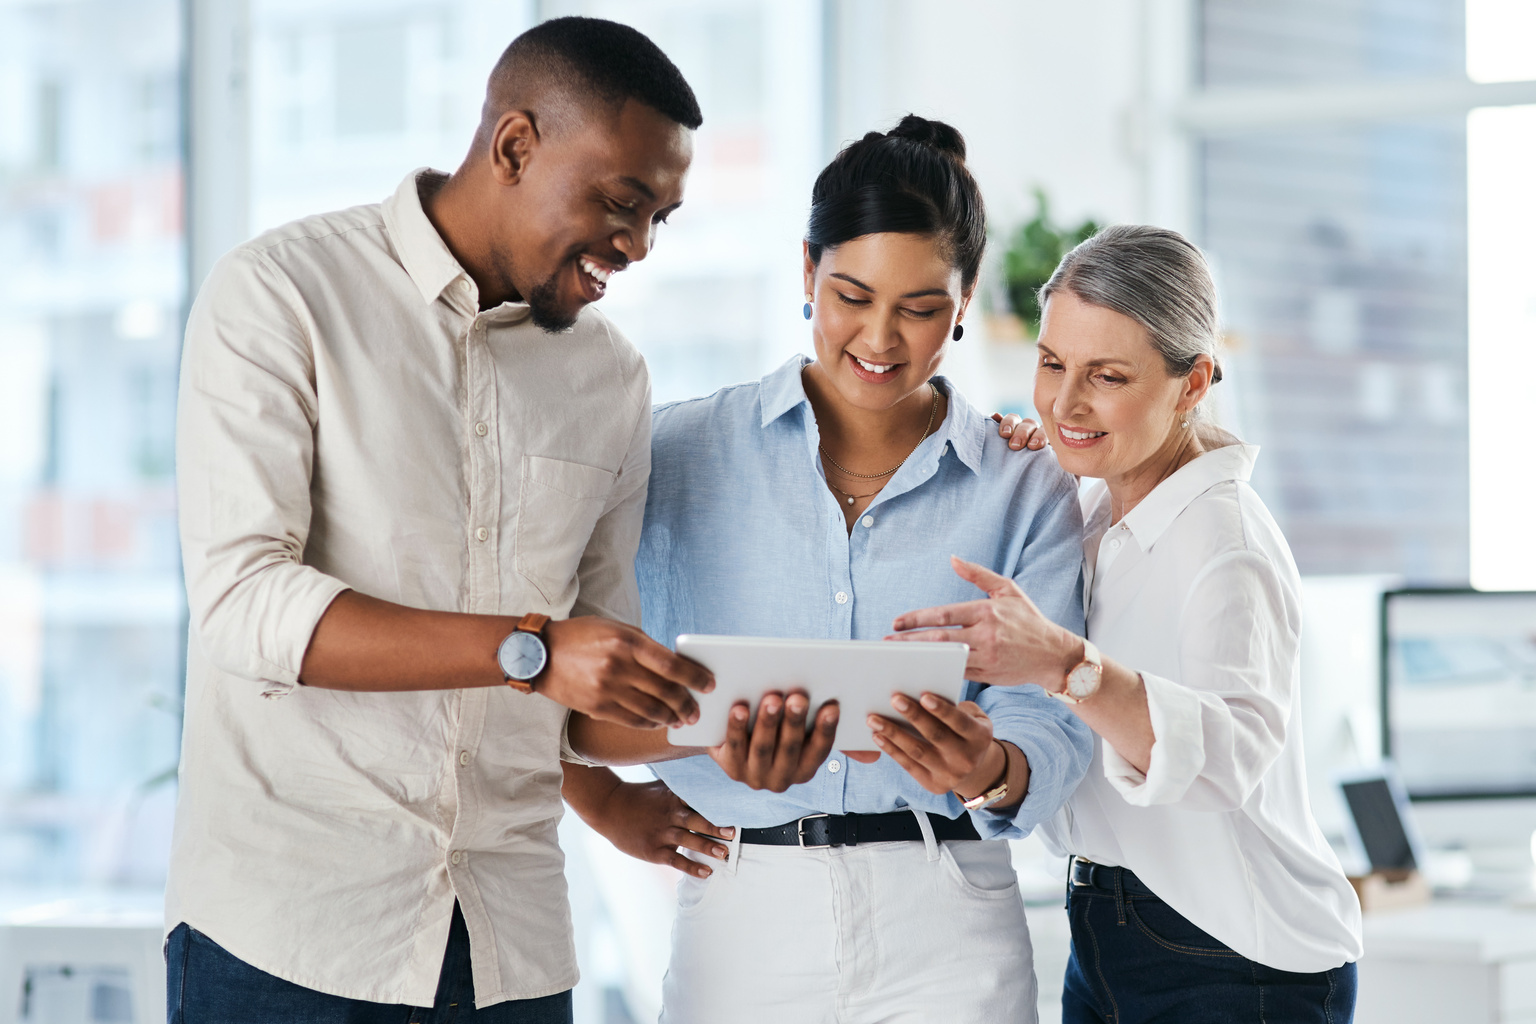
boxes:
[1070,857,1158,898]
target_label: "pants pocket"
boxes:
[674,849,726,918]
[1127,897,1244,958]
[940,841,1022,899]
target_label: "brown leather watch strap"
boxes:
[503,614,551,694]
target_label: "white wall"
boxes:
[827,0,1146,234]
[822,0,1151,414]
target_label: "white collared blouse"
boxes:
[168,169,652,1006]
[1037,444,1364,973]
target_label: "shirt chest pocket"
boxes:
[516,455,617,606]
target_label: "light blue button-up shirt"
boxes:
[641,356,1093,838]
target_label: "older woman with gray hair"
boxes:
[879,225,1363,1023]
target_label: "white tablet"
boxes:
[667,634,970,751]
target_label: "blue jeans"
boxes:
[1063,862,1357,1024]
[165,903,572,1024]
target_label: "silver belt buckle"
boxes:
[797,813,831,848]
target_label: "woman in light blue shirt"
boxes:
[570,116,1091,1024]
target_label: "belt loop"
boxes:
[1113,865,1126,926]
[724,824,743,876]
[912,809,940,862]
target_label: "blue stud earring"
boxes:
[952,322,964,341]
[803,295,813,320]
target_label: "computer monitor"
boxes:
[1382,588,1536,799]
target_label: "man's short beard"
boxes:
[527,269,577,333]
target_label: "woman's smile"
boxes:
[847,350,905,383]
[1056,424,1108,448]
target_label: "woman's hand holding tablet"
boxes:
[707,690,843,791]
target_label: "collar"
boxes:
[380,168,534,324]
[381,169,466,305]
[757,354,985,474]
[1117,443,1259,551]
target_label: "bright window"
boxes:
[0,0,185,895]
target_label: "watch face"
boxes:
[498,631,548,682]
[1066,663,1102,700]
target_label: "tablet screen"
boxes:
[667,635,971,752]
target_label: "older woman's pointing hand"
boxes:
[887,556,1081,691]
[890,554,1155,775]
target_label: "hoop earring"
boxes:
[951,322,964,341]
[803,294,813,320]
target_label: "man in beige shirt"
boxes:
[167,17,733,1023]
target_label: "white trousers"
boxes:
[660,813,1038,1024]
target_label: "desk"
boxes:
[0,903,163,1024]
[1358,902,1536,1023]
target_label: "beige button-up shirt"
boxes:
[167,169,651,1006]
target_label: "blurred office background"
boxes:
[0,0,1534,1021]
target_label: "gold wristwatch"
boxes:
[1053,638,1103,704]
[961,742,1012,811]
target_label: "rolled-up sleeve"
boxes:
[974,683,1093,838]
[971,473,1093,839]
[1103,549,1296,810]
[176,247,351,698]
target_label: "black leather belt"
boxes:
[1070,857,1156,897]
[741,811,981,849]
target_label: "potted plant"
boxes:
[1002,188,1099,338]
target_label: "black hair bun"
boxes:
[885,114,967,161]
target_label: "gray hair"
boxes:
[1040,224,1238,446]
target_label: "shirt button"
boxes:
[474,422,488,437]
[458,751,470,766]
[827,759,841,773]
[834,591,849,605]
[860,515,874,528]
[450,851,462,865]
[459,280,471,293]
[475,527,489,542]
[1109,538,1122,551]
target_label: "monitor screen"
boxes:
[1384,589,1536,798]
[1340,778,1417,871]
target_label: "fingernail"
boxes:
[732,706,748,722]
[892,694,911,711]
[920,693,939,709]
[713,846,729,859]
[1000,424,1012,435]
[720,827,735,839]
[867,715,885,731]
[787,695,807,714]
[697,865,712,878]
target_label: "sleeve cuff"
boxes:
[967,735,1045,840]
[559,711,600,767]
[1103,672,1207,806]
[254,577,353,700]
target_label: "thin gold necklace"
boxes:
[826,479,886,504]
[819,383,941,506]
